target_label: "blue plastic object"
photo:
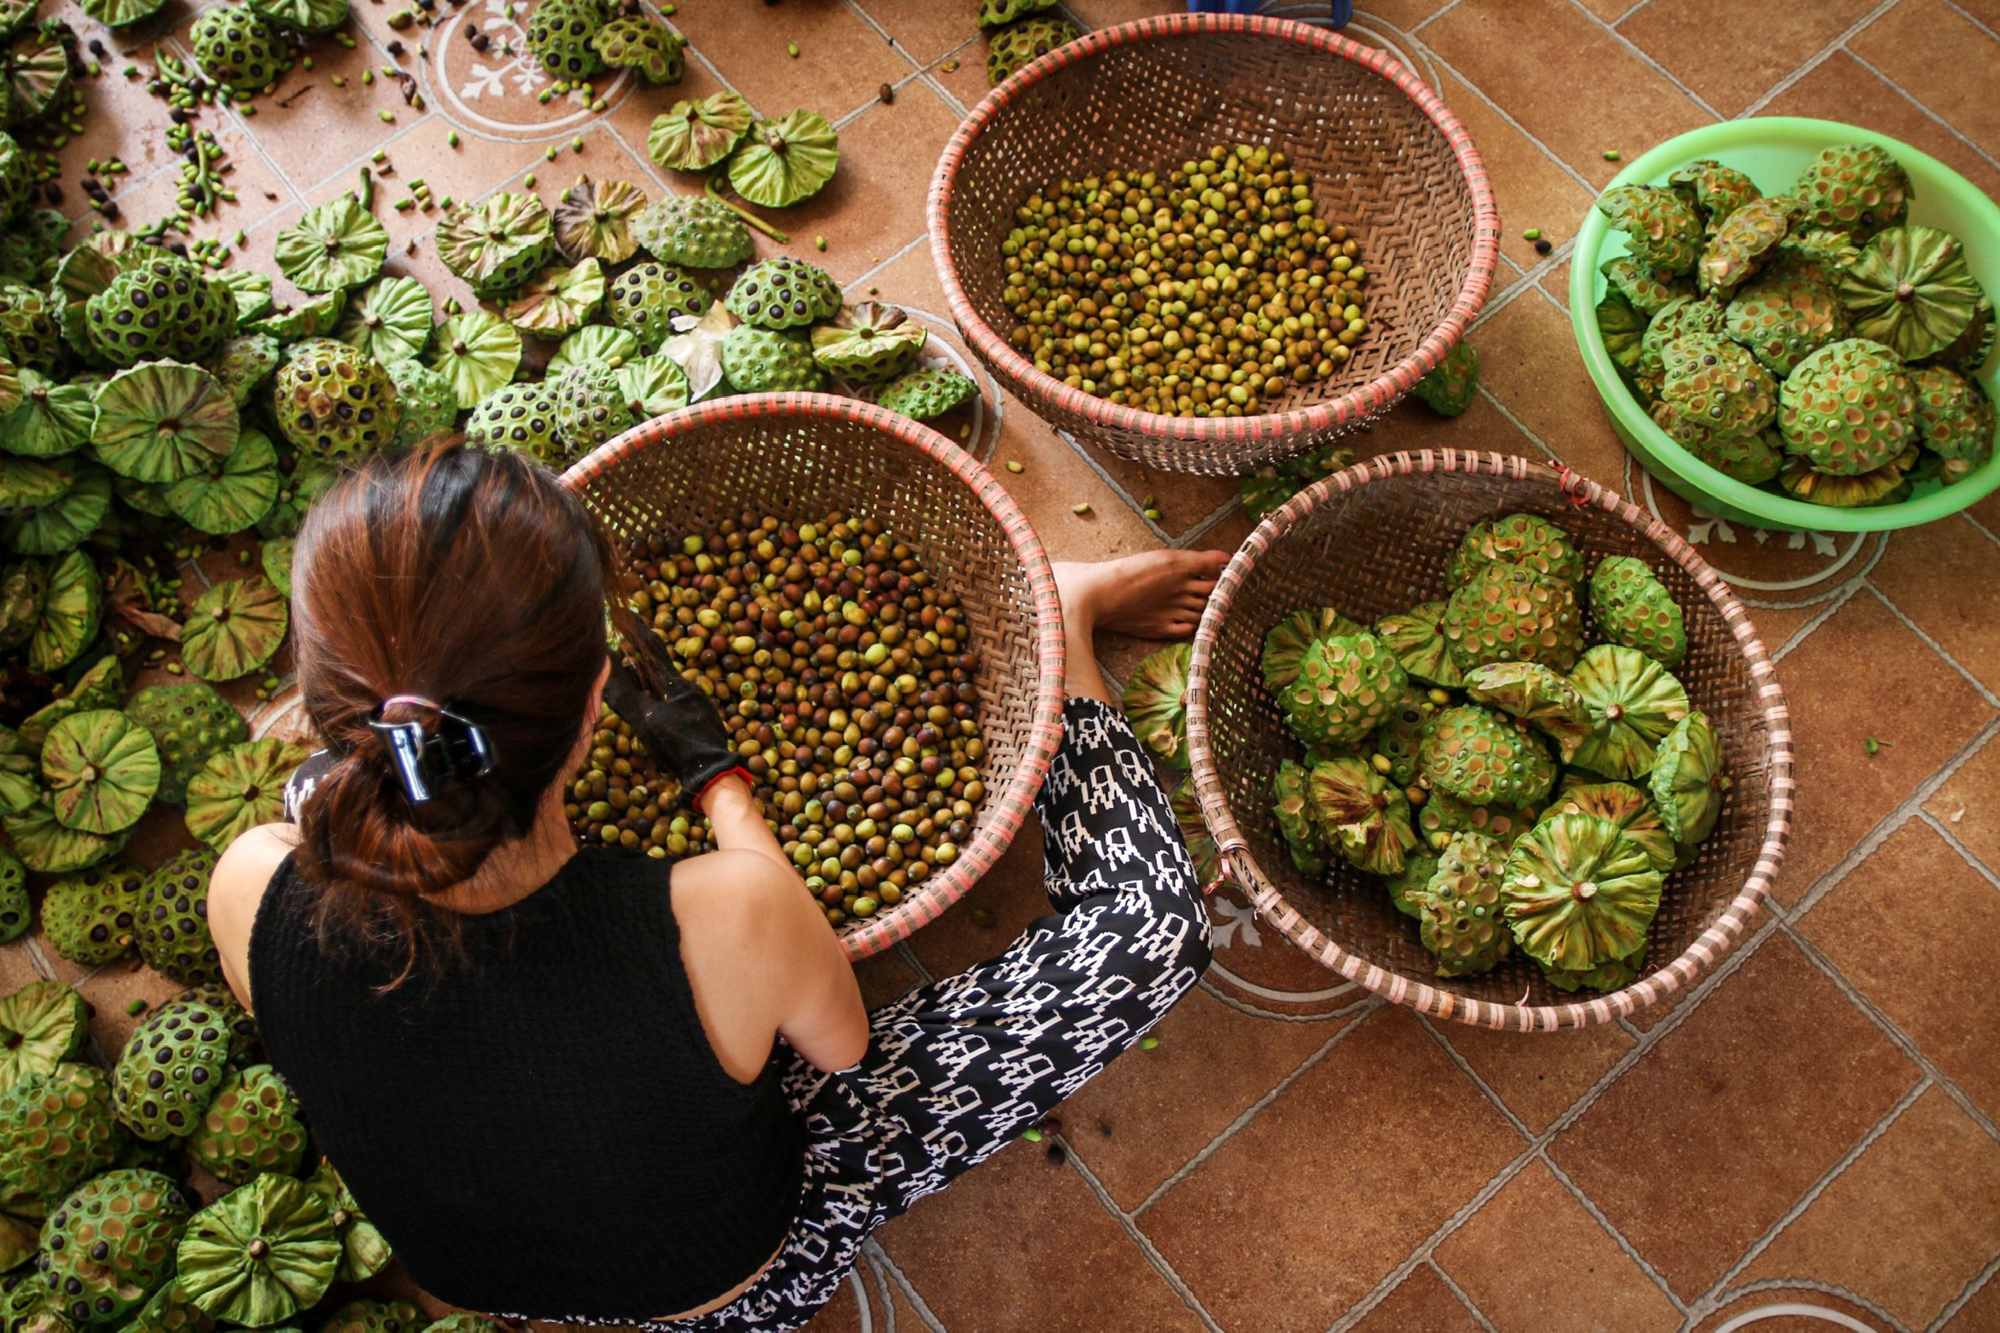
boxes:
[1187,0,1353,24]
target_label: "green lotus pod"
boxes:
[181,577,288,683]
[1661,333,1777,436]
[41,709,159,836]
[1,795,129,875]
[1372,601,1459,688]
[1668,159,1761,233]
[1261,607,1365,694]
[1238,443,1352,521]
[548,322,641,377]
[0,983,86,1094]
[729,110,840,209]
[1602,255,1693,317]
[1540,945,1646,994]
[811,304,927,385]
[20,655,124,750]
[1778,337,1916,476]
[552,176,649,266]
[0,1064,126,1267]
[382,360,459,451]
[185,739,307,854]
[465,382,565,465]
[1442,563,1585,675]
[423,311,522,412]
[205,335,285,408]
[1308,755,1417,877]
[187,4,292,91]
[590,15,684,83]
[0,844,24,942]
[274,196,389,294]
[606,261,707,355]
[335,276,432,366]
[1412,831,1512,977]
[424,1318,503,1333]
[1596,291,1649,376]
[1777,448,1917,506]
[316,1299,424,1333]
[1598,184,1701,277]
[257,455,338,540]
[1538,781,1674,873]
[163,427,278,536]
[1696,193,1799,295]
[1447,513,1585,588]
[2,371,96,458]
[90,362,240,485]
[1411,341,1478,417]
[725,256,842,331]
[1568,644,1690,780]
[1282,634,1409,750]
[302,1165,391,1284]
[123,1282,218,1333]
[79,0,165,27]
[1462,661,1592,763]
[0,726,35,816]
[124,681,250,805]
[1911,366,1996,481]
[502,259,606,339]
[630,193,754,269]
[37,1168,191,1326]
[1589,555,1686,668]
[881,365,983,421]
[1271,759,1328,877]
[1167,778,1219,896]
[979,0,1057,26]
[210,269,273,325]
[188,1065,309,1186]
[436,193,553,299]
[986,14,1077,83]
[1372,688,1438,787]
[1382,849,1441,919]
[272,339,402,461]
[246,0,349,34]
[1650,402,1784,484]
[40,862,145,966]
[1837,224,1982,363]
[1793,142,1911,240]
[7,463,111,558]
[1121,644,1190,770]
[718,326,823,394]
[135,849,223,985]
[617,355,692,419]
[1648,709,1728,845]
[1419,703,1556,809]
[551,360,639,454]
[1723,276,1848,377]
[111,989,238,1140]
[26,551,99,676]
[0,455,73,517]
[243,290,345,343]
[1503,812,1662,973]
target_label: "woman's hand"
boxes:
[603,625,751,810]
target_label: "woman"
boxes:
[208,441,1223,1330]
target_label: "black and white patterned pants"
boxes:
[666,697,1213,1331]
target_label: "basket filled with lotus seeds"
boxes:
[559,392,1065,959]
[1179,452,1793,1030]
[928,12,1498,476]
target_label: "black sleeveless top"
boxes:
[248,848,806,1320]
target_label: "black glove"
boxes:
[602,626,752,811]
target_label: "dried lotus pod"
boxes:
[1121,644,1190,770]
[646,92,753,175]
[1413,831,1511,977]
[1502,812,1663,974]
[1568,644,1689,780]
[1271,759,1328,877]
[185,738,307,854]
[1836,224,1982,363]
[728,110,840,210]
[274,196,389,294]
[1538,781,1675,873]
[811,303,927,385]
[176,1173,338,1327]
[552,176,649,265]
[1648,710,1728,845]
[1308,755,1418,877]
[181,577,288,683]
[1597,184,1702,277]
[41,708,159,836]
[0,982,86,1093]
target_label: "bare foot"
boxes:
[1054,549,1231,641]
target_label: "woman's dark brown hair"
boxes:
[291,440,611,972]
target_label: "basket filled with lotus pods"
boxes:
[1174,451,1793,1031]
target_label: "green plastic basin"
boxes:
[1568,116,2000,531]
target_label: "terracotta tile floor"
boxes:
[10,0,1999,1328]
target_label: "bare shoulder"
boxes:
[208,825,300,1001]
[670,850,803,943]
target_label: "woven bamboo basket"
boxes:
[1184,451,1795,1030]
[928,13,1500,476]
[561,394,1067,961]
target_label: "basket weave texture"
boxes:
[1185,451,1795,1030]
[562,394,1068,961]
[928,13,1500,476]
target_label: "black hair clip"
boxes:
[368,695,496,804]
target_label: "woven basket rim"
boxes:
[1183,450,1797,1031]
[926,11,1502,447]
[560,392,1070,961]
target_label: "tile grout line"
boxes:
[860,1240,948,1333]
[1960,508,2000,553]
[1860,582,2000,710]
[1561,0,1725,120]
[1735,0,1902,118]
[1052,1139,1227,1333]
[1423,1258,1500,1333]
[1413,1011,1534,1141]
[1048,427,1177,545]
[1840,48,2000,178]
[1405,0,1465,36]
[1930,1250,2000,1332]
[1940,0,2000,41]
[1788,712,2000,920]
[1692,1075,1933,1312]
[1471,382,1558,461]
[1608,0,1653,23]
[1396,30,1605,198]
[1128,996,1384,1218]
[1912,806,2000,892]
[1539,1150,1690,1316]
[1777,913,2000,1149]
[1769,581,1865,662]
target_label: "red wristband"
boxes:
[690,766,757,814]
